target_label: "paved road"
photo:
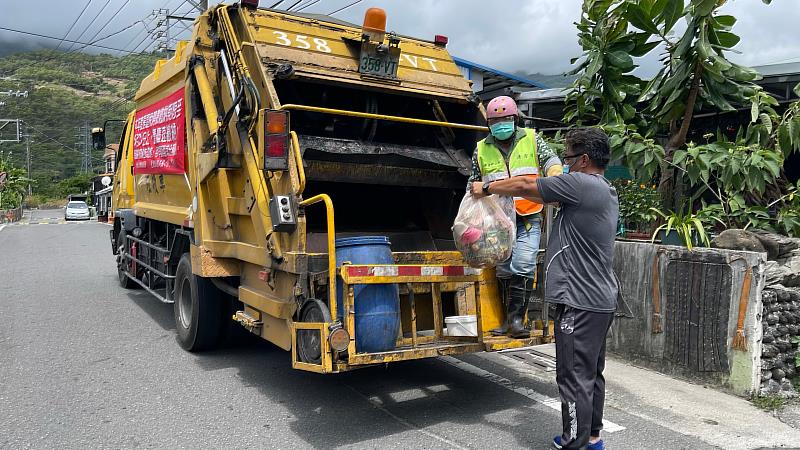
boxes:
[0,212,777,449]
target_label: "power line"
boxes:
[327,0,362,16]
[0,26,141,54]
[5,19,147,77]
[81,0,133,52]
[64,0,114,52]
[74,20,144,53]
[296,0,322,12]
[22,122,81,153]
[54,0,94,52]
[127,15,160,54]
[145,0,194,53]
[295,0,322,12]
[285,0,304,11]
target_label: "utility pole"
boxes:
[21,132,32,196]
[75,122,91,174]
[151,8,171,53]
[185,0,208,12]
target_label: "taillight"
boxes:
[266,135,286,157]
[263,109,289,171]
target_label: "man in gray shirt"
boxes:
[471,128,618,450]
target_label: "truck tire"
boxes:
[117,230,138,289]
[174,254,221,351]
[297,299,332,364]
[217,286,252,347]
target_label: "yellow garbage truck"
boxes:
[98,1,543,373]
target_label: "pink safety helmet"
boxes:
[486,95,519,119]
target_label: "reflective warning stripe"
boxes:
[482,172,508,183]
[510,166,538,177]
[344,265,482,278]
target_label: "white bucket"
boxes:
[445,315,477,337]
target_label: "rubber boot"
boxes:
[490,277,512,336]
[508,275,534,339]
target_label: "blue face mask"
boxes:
[490,122,515,140]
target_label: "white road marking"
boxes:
[439,356,626,433]
[342,383,470,450]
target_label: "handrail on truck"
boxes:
[279,104,490,132]
[289,130,306,195]
[298,194,337,318]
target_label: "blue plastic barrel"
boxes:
[335,236,400,353]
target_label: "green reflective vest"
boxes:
[477,128,539,182]
[477,128,542,216]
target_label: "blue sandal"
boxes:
[553,436,605,449]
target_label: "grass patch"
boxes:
[753,394,786,411]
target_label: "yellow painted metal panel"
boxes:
[239,285,296,319]
[204,239,269,267]
[346,343,484,365]
[133,201,190,225]
[245,9,472,99]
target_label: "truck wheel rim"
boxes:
[178,278,193,329]
[299,303,325,363]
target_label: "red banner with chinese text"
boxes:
[132,88,186,174]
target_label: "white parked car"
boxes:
[65,201,90,221]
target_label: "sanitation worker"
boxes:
[471,127,618,450]
[467,95,563,339]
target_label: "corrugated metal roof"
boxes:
[754,62,800,78]
[452,56,548,91]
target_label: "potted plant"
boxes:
[613,180,661,239]
[650,206,710,250]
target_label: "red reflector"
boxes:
[397,266,419,276]
[266,135,287,157]
[346,266,370,277]
[266,111,288,134]
[434,35,448,47]
[442,266,465,276]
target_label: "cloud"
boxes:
[0,0,798,74]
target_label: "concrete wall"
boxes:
[609,241,766,396]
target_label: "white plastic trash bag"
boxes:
[452,193,516,268]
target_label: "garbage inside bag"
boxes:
[452,193,515,268]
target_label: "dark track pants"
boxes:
[553,305,614,450]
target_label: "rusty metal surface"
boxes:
[304,160,466,188]
[246,9,473,100]
[298,134,467,169]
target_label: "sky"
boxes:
[0,0,798,76]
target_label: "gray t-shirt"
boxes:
[537,173,619,313]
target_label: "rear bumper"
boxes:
[289,260,551,373]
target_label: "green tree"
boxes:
[0,49,160,199]
[0,153,32,209]
[566,0,777,209]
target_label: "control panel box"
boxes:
[268,195,297,232]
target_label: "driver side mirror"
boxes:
[91,127,106,151]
